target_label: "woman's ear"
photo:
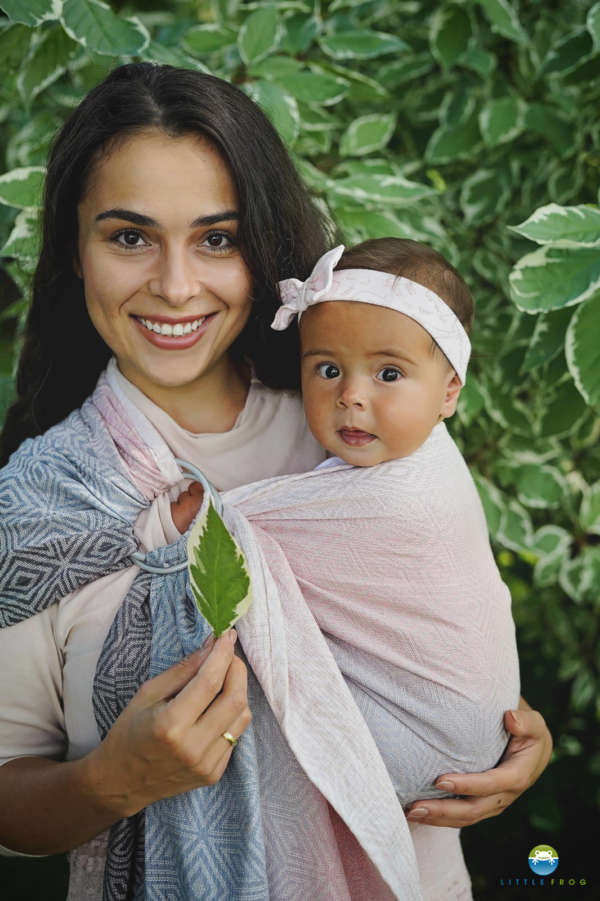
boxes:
[439,371,462,419]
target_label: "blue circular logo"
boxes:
[528,844,559,875]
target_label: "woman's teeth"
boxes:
[138,316,207,336]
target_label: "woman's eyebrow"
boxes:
[95,208,239,227]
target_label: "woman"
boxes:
[0,63,551,901]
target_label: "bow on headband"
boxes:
[270,244,471,384]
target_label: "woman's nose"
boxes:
[149,247,200,306]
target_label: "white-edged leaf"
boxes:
[272,70,348,105]
[183,24,236,55]
[187,501,252,638]
[378,53,435,86]
[531,524,573,559]
[61,0,149,56]
[542,28,594,78]
[0,208,41,261]
[479,96,526,146]
[335,207,438,245]
[565,293,600,408]
[339,114,396,157]
[521,306,573,373]
[473,473,505,537]
[497,498,534,552]
[559,548,600,603]
[281,12,318,55]
[539,378,588,437]
[430,5,471,69]
[456,374,486,427]
[0,166,45,209]
[243,80,299,145]
[140,40,211,73]
[425,113,481,164]
[0,0,61,26]
[460,168,511,226]
[238,7,281,64]
[328,173,436,207]
[509,245,600,313]
[17,24,76,102]
[588,2,600,50]
[514,464,566,509]
[478,0,527,45]
[580,481,600,534]
[319,29,408,60]
[510,204,600,248]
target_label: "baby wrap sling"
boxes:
[0,367,422,901]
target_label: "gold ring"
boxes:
[222,731,238,748]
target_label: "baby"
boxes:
[171,238,520,803]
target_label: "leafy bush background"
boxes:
[0,0,599,896]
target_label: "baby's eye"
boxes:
[317,363,340,379]
[113,229,148,248]
[377,367,402,382]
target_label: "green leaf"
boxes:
[460,44,495,78]
[272,70,348,105]
[0,0,61,26]
[478,0,527,45]
[460,168,511,226]
[456,374,486,427]
[473,473,505,537]
[281,13,318,55]
[430,5,471,70]
[244,80,299,145]
[0,166,45,209]
[580,481,600,534]
[0,208,41,261]
[339,114,396,157]
[510,204,600,248]
[514,463,566,509]
[328,173,436,207]
[509,246,600,313]
[565,293,600,408]
[497,498,533,552]
[479,96,525,146]
[538,379,588,438]
[378,53,434,86]
[319,29,408,60]
[524,104,573,156]
[521,307,573,373]
[183,24,236,54]
[140,40,211,73]
[187,501,251,638]
[531,524,572,559]
[335,207,437,244]
[541,29,594,78]
[570,669,596,711]
[238,7,281,64]
[588,3,600,51]
[17,24,77,102]
[0,24,34,71]
[61,0,149,56]
[425,112,481,164]
[560,548,600,604]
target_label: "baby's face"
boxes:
[300,301,461,466]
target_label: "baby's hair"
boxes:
[335,238,474,340]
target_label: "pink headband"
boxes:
[271,245,471,384]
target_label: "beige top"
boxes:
[0,362,472,901]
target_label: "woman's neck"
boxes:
[118,357,251,434]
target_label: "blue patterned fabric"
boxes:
[0,399,270,901]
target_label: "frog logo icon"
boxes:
[528,844,559,875]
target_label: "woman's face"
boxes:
[77,129,252,408]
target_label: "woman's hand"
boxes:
[405,705,552,828]
[86,630,251,819]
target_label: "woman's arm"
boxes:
[0,631,251,854]
[405,698,552,826]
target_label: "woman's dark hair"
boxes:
[336,238,474,337]
[1,62,331,464]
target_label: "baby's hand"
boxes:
[171,481,205,534]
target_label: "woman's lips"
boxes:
[133,312,217,350]
[339,428,376,446]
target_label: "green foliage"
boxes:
[1,0,599,895]
[187,501,251,637]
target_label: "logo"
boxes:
[528,844,559,875]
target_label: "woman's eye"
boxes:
[377,367,402,382]
[203,231,234,251]
[317,363,340,379]
[114,229,147,248]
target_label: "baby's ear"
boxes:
[440,372,462,419]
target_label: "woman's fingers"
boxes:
[134,633,217,707]
[166,631,239,729]
[405,706,552,828]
